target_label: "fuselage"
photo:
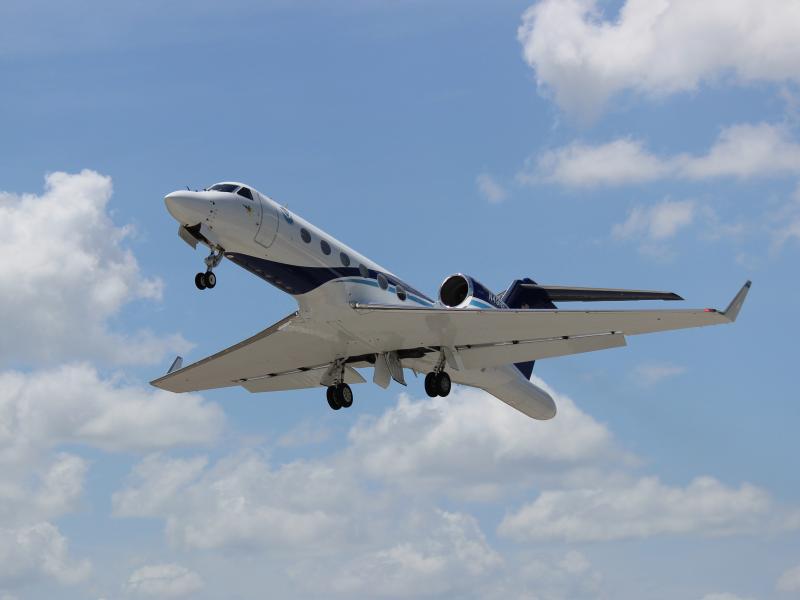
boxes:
[164,181,556,418]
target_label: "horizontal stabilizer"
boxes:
[518,284,682,303]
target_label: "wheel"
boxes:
[326,386,341,410]
[205,271,216,289]
[435,372,451,397]
[194,272,207,290]
[336,383,353,408]
[424,372,438,397]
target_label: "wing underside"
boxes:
[151,282,750,394]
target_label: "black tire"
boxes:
[327,386,341,410]
[435,372,451,397]
[424,372,438,397]
[337,383,353,408]
[194,272,207,290]
[205,271,216,288]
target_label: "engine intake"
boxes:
[439,273,505,309]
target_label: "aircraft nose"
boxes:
[164,191,208,226]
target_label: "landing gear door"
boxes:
[254,192,279,249]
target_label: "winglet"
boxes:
[721,280,751,322]
[167,356,183,374]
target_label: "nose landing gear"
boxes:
[194,271,216,290]
[194,247,224,290]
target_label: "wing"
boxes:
[348,281,750,365]
[151,312,372,393]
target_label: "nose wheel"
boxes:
[326,383,353,410]
[194,247,223,290]
[424,371,451,397]
[194,271,216,290]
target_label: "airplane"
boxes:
[151,181,750,420]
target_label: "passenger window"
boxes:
[396,285,407,301]
[320,240,331,255]
[237,187,253,200]
[340,252,351,267]
[377,273,388,290]
[358,264,369,278]
[301,228,311,243]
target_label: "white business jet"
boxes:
[152,182,750,420]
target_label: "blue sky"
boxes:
[1,1,799,598]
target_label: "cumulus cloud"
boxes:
[0,522,91,587]
[346,381,627,500]
[777,564,800,593]
[0,363,223,464]
[528,123,800,187]
[113,383,624,552]
[113,451,354,552]
[612,199,695,243]
[632,362,687,387]
[124,563,203,598]
[0,170,189,367]
[476,173,508,204]
[518,0,800,117]
[323,511,501,598]
[498,476,772,542]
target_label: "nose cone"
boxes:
[164,191,209,226]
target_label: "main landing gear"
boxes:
[326,383,354,410]
[424,371,451,398]
[195,247,224,290]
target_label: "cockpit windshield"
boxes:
[208,183,239,193]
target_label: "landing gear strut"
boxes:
[326,383,353,410]
[195,247,223,290]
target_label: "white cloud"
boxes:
[113,451,353,552]
[346,381,626,500]
[476,173,508,204]
[777,564,800,592]
[530,123,800,187]
[612,199,695,242]
[124,564,203,598]
[0,363,223,463]
[112,383,624,551]
[276,421,331,448]
[0,170,189,367]
[0,522,91,586]
[527,138,670,187]
[518,0,800,117]
[323,511,501,598]
[498,476,772,542]
[632,362,687,387]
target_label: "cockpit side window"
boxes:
[237,187,253,200]
[209,183,239,192]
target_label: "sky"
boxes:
[0,0,799,598]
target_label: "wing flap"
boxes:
[455,333,627,370]
[241,365,365,393]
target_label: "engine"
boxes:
[438,274,506,309]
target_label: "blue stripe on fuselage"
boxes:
[226,252,434,303]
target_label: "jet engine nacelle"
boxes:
[438,273,506,309]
